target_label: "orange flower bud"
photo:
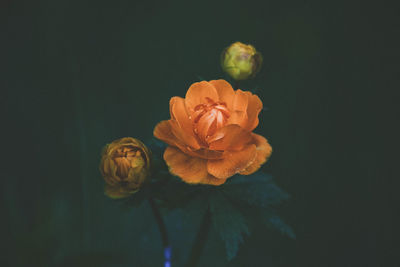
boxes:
[100,137,151,199]
[221,42,263,81]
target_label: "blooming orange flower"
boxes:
[154,80,272,185]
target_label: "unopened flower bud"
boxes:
[100,137,151,199]
[221,42,263,81]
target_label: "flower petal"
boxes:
[239,134,272,175]
[196,110,217,142]
[154,120,223,159]
[208,124,252,151]
[153,120,181,147]
[104,184,138,199]
[185,81,219,114]
[170,97,191,129]
[243,92,263,131]
[226,89,250,127]
[227,111,247,127]
[102,158,119,184]
[169,97,201,149]
[233,89,248,112]
[209,79,235,110]
[164,146,209,184]
[200,174,227,186]
[170,120,201,150]
[114,157,130,178]
[115,137,141,146]
[186,147,224,160]
[207,144,257,179]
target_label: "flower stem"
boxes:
[185,205,212,267]
[149,198,171,267]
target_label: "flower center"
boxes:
[113,147,143,179]
[192,97,230,144]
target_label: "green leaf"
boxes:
[264,214,296,239]
[222,172,290,208]
[222,172,295,240]
[208,191,250,261]
[180,190,210,224]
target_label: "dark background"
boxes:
[2,0,399,266]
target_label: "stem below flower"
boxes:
[149,198,171,267]
[185,205,212,267]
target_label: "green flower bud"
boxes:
[221,42,263,81]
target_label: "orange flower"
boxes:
[154,80,272,186]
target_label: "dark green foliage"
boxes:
[222,173,290,207]
[208,191,250,261]
[180,190,210,225]
[117,144,293,261]
[223,173,296,244]
[265,215,296,239]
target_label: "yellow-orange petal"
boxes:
[233,89,248,112]
[227,89,251,127]
[103,174,120,186]
[154,121,222,159]
[170,120,201,150]
[115,137,141,146]
[169,97,200,149]
[100,156,110,175]
[154,120,181,147]
[170,97,190,129]
[164,146,209,184]
[209,79,235,110]
[185,81,219,114]
[200,174,227,186]
[104,159,119,182]
[207,144,257,179]
[239,134,272,175]
[227,110,248,128]
[208,124,252,151]
[243,92,263,131]
[104,184,138,199]
[114,156,130,178]
[186,148,224,160]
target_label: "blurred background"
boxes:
[1,0,399,266]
